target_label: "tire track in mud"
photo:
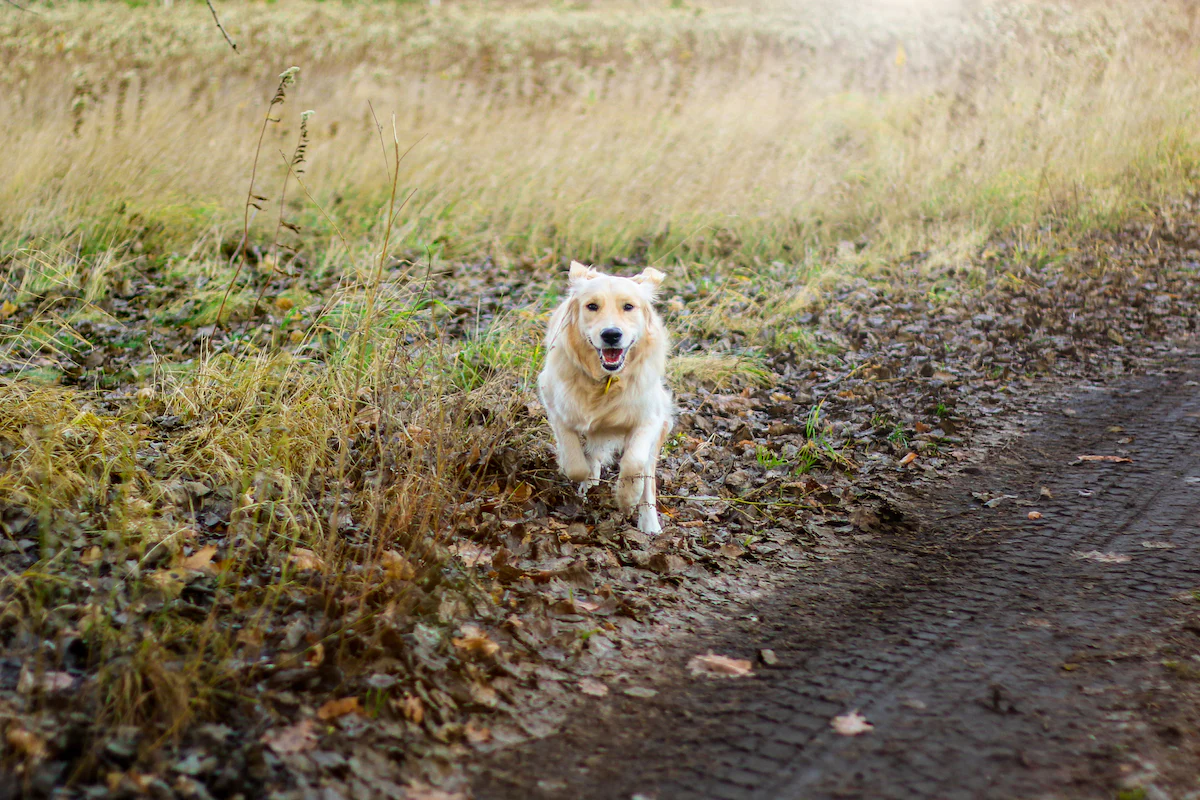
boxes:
[473,356,1200,800]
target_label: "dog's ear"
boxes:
[632,267,665,299]
[568,260,596,291]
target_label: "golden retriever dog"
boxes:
[538,261,675,534]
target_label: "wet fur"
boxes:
[538,262,675,534]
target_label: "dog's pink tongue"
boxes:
[602,348,623,364]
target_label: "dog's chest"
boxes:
[563,379,663,435]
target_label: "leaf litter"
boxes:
[831,710,874,736]
[687,653,755,678]
[4,129,1200,799]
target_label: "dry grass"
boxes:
[1,0,1199,780]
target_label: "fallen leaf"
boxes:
[623,686,658,699]
[469,681,499,708]
[759,649,779,666]
[402,783,466,800]
[579,678,609,697]
[464,720,491,745]
[18,669,75,695]
[381,550,416,580]
[6,726,46,760]
[1077,455,1132,463]
[1027,511,1043,520]
[687,653,754,678]
[914,421,931,434]
[316,696,360,721]
[1072,550,1131,564]
[448,542,492,568]
[831,710,874,736]
[1141,541,1176,549]
[146,568,187,598]
[1039,486,1054,499]
[261,719,318,754]
[718,543,745,559]
[398,693,424,724]
[451,624,500,659]
[178,545,217,574]
[289,548,325,572]
[898,452,918,467]
[0,300,17,320]
[305,642,325,668]
[508,482,533,504]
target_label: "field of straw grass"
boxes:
[0,0,1198,790]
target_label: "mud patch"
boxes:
[472,355,1200,800]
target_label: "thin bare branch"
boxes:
[205,0,238,53]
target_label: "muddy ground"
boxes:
[473,355,1200,800]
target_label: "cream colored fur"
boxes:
[538,261,675,534]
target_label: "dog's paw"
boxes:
[563,460,591,483]
[638,505,662,535]
[578,477,599,496]
[615,475,641,512]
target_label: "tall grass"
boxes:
[1,0,1199,770]
[2,0,1198,269]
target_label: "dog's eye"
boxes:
[585,302,599,312]
[623,303,635,312]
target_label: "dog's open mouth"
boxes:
[598,347,626,372]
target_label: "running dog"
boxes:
[538,261,675,534]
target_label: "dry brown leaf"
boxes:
[316,696,360,721]
[0,300,18,320]
[80,546,102,566]
[146,568,186,598]
[289,548,324,572]
[381,550,416,580]
[898,452,918,467]
[464,720,491,745]
[1027,511,1043,520]
[469,681,499,708]
[237,628,264,649]
[687,653,754,678]
[402,783,466,800]
[579,678,609,697]
[261,719,318,754]
[406,425,433,446]
[6,726,46,760]
[508,482,533,504]
[179,545,217,574]
[718,543,745,559]
[448,542,492,568]
[1077,455,1132,463]
[831,710,874,736]
[304,642,325,668]
[18,668,75,695]
[397,693,424,724]
[1072,550,1131,563]
[451,624,500,659]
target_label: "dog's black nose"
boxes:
[600,328,623,346]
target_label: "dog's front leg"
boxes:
[616,425,662,532]
[549,417,591,484]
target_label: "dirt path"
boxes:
[472,355,1200,800]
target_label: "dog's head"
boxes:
[562,260,665,375]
